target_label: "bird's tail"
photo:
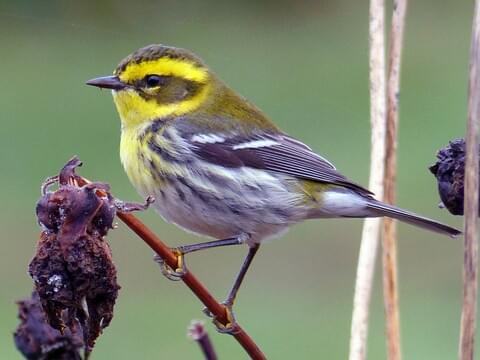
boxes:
[366,200,461,238]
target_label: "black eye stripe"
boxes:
[145,75,169,88]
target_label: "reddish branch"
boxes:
[74,177,266,360]
[383,0,407,359]
[459,1,480,359]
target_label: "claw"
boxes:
[154,248,187,281]
[203,302,239,335]
[211,303,239,335]
[115,196,155,213]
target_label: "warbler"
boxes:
[87,44,460,330]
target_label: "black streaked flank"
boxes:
[139,119,169,143]
[147,138,186,164]
[175,185,186,201]
[140,151,164,185]
[271,207,292,220]
[225,203,242,215]
[158,189,166,199]
[147,159,164,184]
[207,173,245,192]
[175,176,224,212]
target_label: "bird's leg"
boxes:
[178,236,247,254]
[224,243,260,308]
[155,234,248,281]
[208,243,260,334]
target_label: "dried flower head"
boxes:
[14,291,83,360]
[29,157,120,356]
[429,139,479,216]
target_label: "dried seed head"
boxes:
[14,291,83,360]
[430,139,479,216]
[29,157,120,357]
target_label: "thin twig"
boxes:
[188,320,218,360]
[117,213,266,359]
[459,1,480,359]
[75,177,266,360]
[348,0,386,359]
[382,1,407,359]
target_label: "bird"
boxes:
[86,44,461,332]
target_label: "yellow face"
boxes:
[87,45,212,128]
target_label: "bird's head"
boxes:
[87,44,212,128]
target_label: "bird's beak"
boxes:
[86,75,126,90]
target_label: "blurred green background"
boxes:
[0,0,473,358]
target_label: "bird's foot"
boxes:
[203,302,239,335]
[154,248,187,281]
[114,196,155,213]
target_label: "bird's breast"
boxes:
[120,127,169,196]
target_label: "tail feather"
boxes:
[367,200,461,238]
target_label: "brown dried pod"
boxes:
[14,291,83,360]
[29,157,120,357]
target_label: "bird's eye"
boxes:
[145,75,164,88]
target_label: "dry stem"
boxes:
[382,0,407,359]
[348,0,386,359]
[188,320,218,360]
[459,1,480,359]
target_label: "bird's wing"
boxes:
[189,132,373,195]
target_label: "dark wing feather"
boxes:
[191,134,373,195]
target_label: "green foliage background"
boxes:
[0,0,472,358]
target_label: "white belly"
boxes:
[147,166,308,244]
